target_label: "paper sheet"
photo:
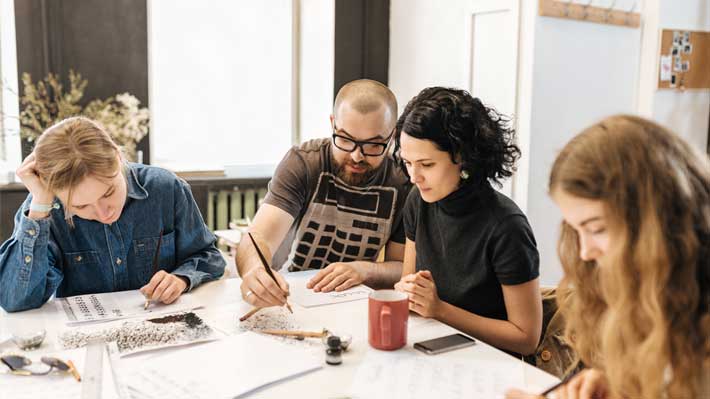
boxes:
[123,331,322,399]
[286,269,373,307]
[350,350,525,399]
[55,289,203,325]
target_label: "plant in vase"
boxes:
[18,70,149,162]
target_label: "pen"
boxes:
[144,228,164,310]
[247,232,293,313]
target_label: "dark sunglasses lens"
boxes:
[41,357,69,371]
[1,355,30,371]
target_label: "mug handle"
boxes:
[380,305,391,347]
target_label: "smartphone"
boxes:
[413,333,476,355]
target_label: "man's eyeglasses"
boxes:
[332,124,394,156]
[1,354,81,381]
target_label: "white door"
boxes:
[466,0,520,198]
[389,0,521,198]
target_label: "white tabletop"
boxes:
[0,276,558,398]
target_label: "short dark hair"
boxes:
[394,87,520,187]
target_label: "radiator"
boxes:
[206,187,268,231]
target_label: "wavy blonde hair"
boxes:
[550,115,710,398]
[33,116,123,222]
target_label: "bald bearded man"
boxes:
[236,79,411,308]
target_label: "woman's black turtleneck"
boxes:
[403,180,539,321]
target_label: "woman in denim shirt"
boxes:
[0,117,225,312]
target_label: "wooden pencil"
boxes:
[260,329,328,338]
[66,360,82,382]
[247,232,293,313]
[144,229,164,310]
[239,306,263,322]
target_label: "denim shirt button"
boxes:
[75,255,82,262]
[116,258,122,265]
[24,255,32,264]
[27,229,36,236]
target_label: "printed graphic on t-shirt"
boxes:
[286,172,397,271]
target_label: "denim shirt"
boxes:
[0,163,225,312]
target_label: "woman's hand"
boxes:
[394,270,442,318]
[140,270,189,305]
[16,152,55,217]
[504,369,611,399]
[555,369,610,399]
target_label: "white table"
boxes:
[0,276,558,398]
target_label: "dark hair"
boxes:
[393,87,520,186]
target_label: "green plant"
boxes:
[19,70,149,161]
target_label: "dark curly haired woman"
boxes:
[393,87,542,356]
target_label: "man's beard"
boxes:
[332,155,377,186]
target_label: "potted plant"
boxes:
[18,70,149,162]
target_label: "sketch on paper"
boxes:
[59,311,219,356]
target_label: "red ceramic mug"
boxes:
[368,290,408,350]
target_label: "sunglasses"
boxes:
[1,354,81,381]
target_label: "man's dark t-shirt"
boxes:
[264,138,411,271]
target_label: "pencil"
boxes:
[144,228,164,310]
[66,360,82,382]
[247,232,293,313]
[239,306,263,322]
[540,367,584,397]
[260,329,328,338]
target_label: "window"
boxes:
[149,0,296,172]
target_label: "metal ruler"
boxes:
[81,340,105,399]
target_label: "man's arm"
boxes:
[307,239,404,292]
[236,203,295,307]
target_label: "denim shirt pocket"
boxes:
[132,231,176,283]
[63,250,101,293]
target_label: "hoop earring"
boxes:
[460,170,469,180]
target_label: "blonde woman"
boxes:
[0,117,225,312]
[507,115,709,398]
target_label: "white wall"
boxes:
[527,7,642,285]
[389,0,473,111]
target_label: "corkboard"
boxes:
[658,29,710,90]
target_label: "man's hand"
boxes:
[240,266,290,307]
[140,270,188,305]
[307,262,367,293]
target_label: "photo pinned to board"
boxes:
[58,311,222,357]
[683,44,692,54]
[682,61,690,72]
[670,74,677,88]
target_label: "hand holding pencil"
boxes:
[139,229,189,308]
[504,368,607,399]
[239,232,292,317]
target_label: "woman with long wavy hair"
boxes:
[507,115,709,398]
